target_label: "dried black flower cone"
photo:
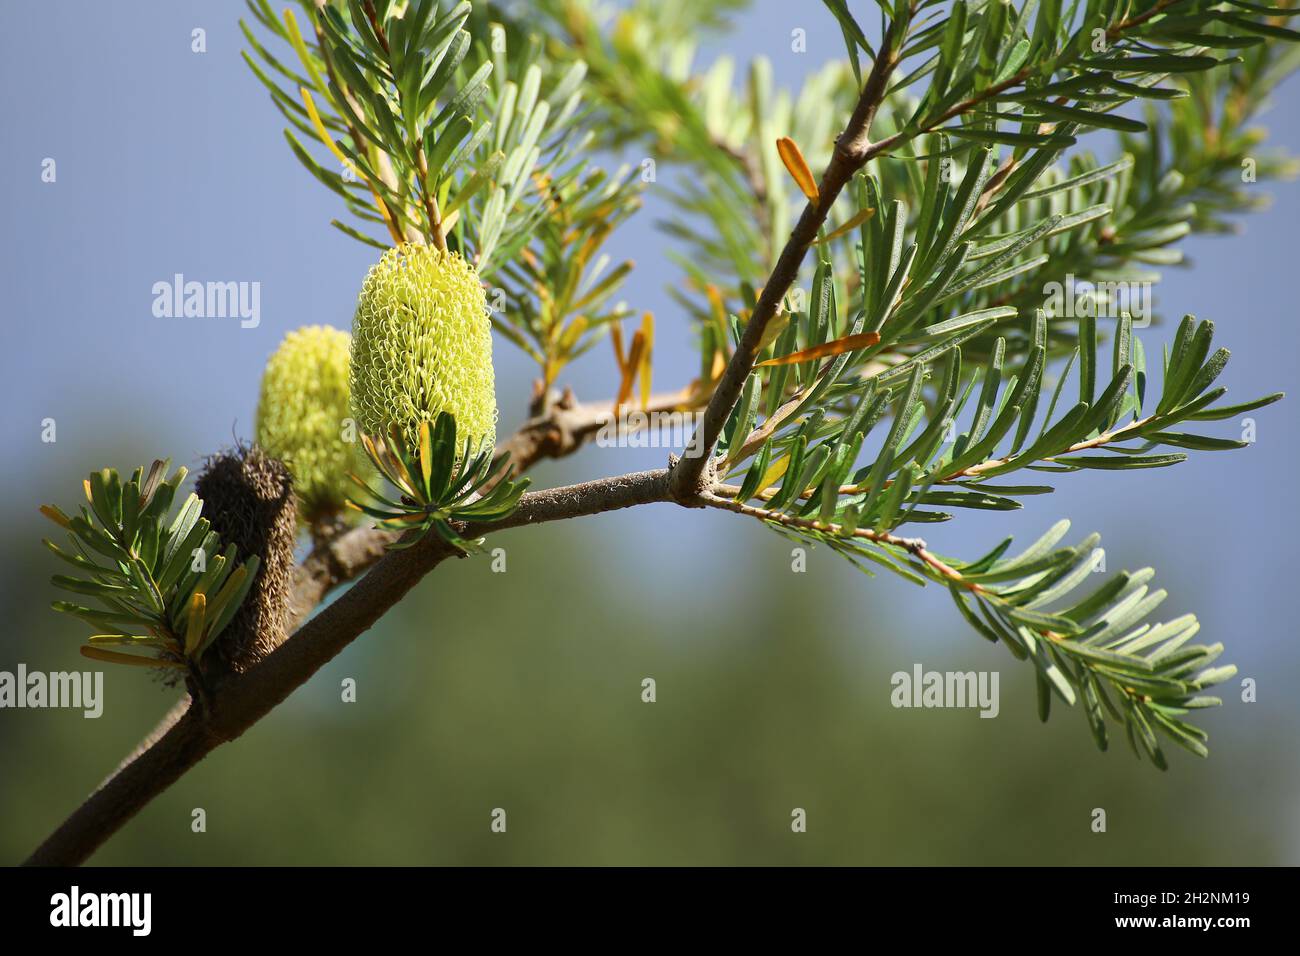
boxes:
[194,444,296,677]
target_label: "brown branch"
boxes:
[492,385,702,482]
[90,382,703,805]
[24,469,676,866]
[288,522,395,628]
[668,16,908,502]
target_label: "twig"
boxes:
[757,412,1164,505]
[668,16,908,501]
[700,489,980,592]
[492,385,702,480]
[415,144,448,251]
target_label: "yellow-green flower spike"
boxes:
[255,325,355,524]
[349,244,498,452]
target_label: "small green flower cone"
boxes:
[349,244,498,453]
[255,325,356,525]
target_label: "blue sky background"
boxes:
[3,1,1299,861]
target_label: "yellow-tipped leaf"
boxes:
[776,136,819,202]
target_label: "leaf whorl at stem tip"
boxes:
[194,443,296,678]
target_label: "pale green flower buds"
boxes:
[255,325,355,524]
[349,244,497,452]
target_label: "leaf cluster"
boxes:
[348,413,530,552]
[40,461,261,674]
